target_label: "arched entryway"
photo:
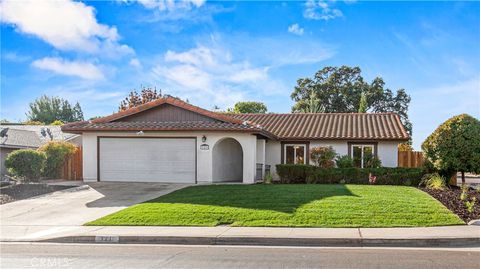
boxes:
[212,137,243,182]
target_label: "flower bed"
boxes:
[421,186,480,223]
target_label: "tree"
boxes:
[228,101,268,114]
[291,66,412,135]
[301,92,324,113]
[422,114,480,184]
[119,86,162,111]
[358,92,368,113]
[27,95,84,124]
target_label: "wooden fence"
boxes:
[60,147,83,180]
[398,150,424,168]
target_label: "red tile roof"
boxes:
[228,113,409,141]
[62,97,409,141]
[91,97,244,125]
[63,121,262,132]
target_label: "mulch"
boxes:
[0,183,73,205]
[421,186,480,223]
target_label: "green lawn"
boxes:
[87,184,464,227]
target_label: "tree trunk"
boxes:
[461,171,465,185]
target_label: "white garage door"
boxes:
[99,138,196,183]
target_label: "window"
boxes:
[284,144,306,164]
[351,144,375,168]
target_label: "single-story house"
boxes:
[0,124,82,175]
[62,97,409,184]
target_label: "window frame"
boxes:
[281,141,310,165]
[347,142,378,168]
[284,144,306,164]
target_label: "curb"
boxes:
[39,235,480,248]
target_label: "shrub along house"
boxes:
[62,97,409,184]
[0,124,81,176]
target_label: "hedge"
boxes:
[276,164,425,186]
[5,149,46,182]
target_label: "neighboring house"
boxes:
[0,124,82,175]
[62,97,409,184]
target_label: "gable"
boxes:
[114,104,218,122]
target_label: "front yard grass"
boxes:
[87,184,464,227]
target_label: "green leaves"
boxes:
[5,149,46,181]
[291,66,412,135]
[229,101,268,114]
[27,95,84,124]
[422,114,480,176]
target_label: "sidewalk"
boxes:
[2,225,480,247]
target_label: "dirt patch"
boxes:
[0,183,73,205]
[421,187,480,223]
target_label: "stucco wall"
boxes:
[265,140,281,177]
[212,138,243,182]
[377,141,399,167]
[81,131,257,184]
[263,140,400,174]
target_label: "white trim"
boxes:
[350,144,374,168]
[284,144,306,164]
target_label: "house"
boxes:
[0,124,82,175]
[62,97,409,184]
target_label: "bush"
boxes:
[422,114,480,184]
[38,141,77,178]
[275,164,314,184]
[263,172,273,184]
[363,153,382,168]
[5,149,46,182]
[276,164,425,186]
[336,155,354,168]
[419,173,447,190]
[310,146,336,168]
[50,120,64,126]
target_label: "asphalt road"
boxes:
[1,243,479,269]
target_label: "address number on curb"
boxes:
[95,235,119,243]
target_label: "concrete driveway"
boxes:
[0,182,189,241]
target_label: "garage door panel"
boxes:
[99,138,196,183]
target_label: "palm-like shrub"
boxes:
[336,155,354,168]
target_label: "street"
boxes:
[1,243,479,269]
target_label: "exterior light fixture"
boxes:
[202,135,207,142]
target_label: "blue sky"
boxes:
[1,0,479,149]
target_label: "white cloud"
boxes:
[304,0,343,20]
[150,44,285,109]
[32,57,104,80]
[0,0,132,56]
[137,0,205,11]
[3,52,30,63]
[288,23,304,36]
[129,58,142,68]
